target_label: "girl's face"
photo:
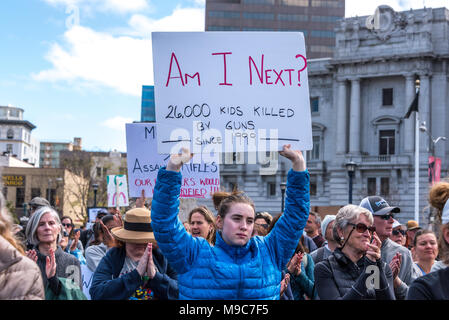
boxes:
[413,233,438,262]
[190,212,212,239]
[37,212,61,244]
[217,202,254,247]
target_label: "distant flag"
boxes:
[404,89,419,119]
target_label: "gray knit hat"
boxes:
[321,214,336,238]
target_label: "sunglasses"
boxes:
[378,213,395,220]
[255,223,269,229]
[392,229,406,236]
[62,223,73,228]
[348,223,376,234]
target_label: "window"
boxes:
[229,182,237,191]
[381,177,390,196]
[6,144,13,154]
[16,188,25,208]
[307,136,321,161]
[311,0,343,8]
[7,129,14,139]
[96,167,102,177]
[382,88,393,106]
[3,187,7,198]
[310,178,317,196]
[379,130,395,155]
[310,97,319,113]
[242,12,274,20]
[367,178,377,196]
[208,11,241,19]
[278,14,308,22]
[208,26,240,31]
[243,0,275,4]
[267,182,276,196]
[311,15,341,23]
[46,189,56,207]
[311,30,336,38]
[31,188,41,199]
[281,0,309,6]
[24,146,27,155]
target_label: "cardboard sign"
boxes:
[107,175,129,207]
[80,264,93,300]
[152,32,312,155]
[126,123,220,199]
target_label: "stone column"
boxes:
[404,74,416,153]
[336,79,347,154]
[349,78,361,154]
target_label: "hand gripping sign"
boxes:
[151,32,312,157]
[126,123,220,199]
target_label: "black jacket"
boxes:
[407,266,449,300]
[314,248,395,300]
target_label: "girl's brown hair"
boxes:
[188,206,216,244]
[213,190,256,220]
[428,182,449,265]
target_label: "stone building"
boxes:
[197,5,449,227]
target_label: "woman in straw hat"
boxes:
[151,145,310,300]
[89,208,178,300]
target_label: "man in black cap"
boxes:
[28,197,51,216]
[360,196,416,300]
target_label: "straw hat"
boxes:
[111,208,155,244]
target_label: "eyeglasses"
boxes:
[392,229,406,236]
[62,223,73,228]
[255,223,269,229]
[378,213,395,220]
[348,223,376,234]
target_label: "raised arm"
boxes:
[150,149,207,274]
[264,145,310,270]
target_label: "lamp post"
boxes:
[93,183,99,208]
[280,182,287,212]
[419,122,446,229]
[345,159,357,204]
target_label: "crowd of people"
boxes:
[0,145,448,300]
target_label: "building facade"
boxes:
[40,137,82,168]
[205,0,345,59]
[0,105,40,167]
[2,167,88,225]
[141,85,156,122]
[197,5,449,227]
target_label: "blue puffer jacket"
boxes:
[151,167,309,300]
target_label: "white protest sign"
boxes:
[126,123,220,199]
[107,175,129,207]
[152,32,312,156]
[80,264,93,300]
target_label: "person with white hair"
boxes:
[25,206,82,298]
[314,205,395,300]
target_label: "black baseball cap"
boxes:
[359,196,400,216]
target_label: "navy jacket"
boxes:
[151,167,310,300]
[89,246,178,300]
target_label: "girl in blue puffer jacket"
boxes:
[151,145,310,300]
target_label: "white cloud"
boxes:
[101,116,134,131]
[346,0,449,17]
[33,6,205,96]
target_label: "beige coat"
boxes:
[0,235,45,300]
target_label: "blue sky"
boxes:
[0,0,446,152]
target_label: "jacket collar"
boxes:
[215,231,254,259]
[0,235,23,273]
[333,247,365,270]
